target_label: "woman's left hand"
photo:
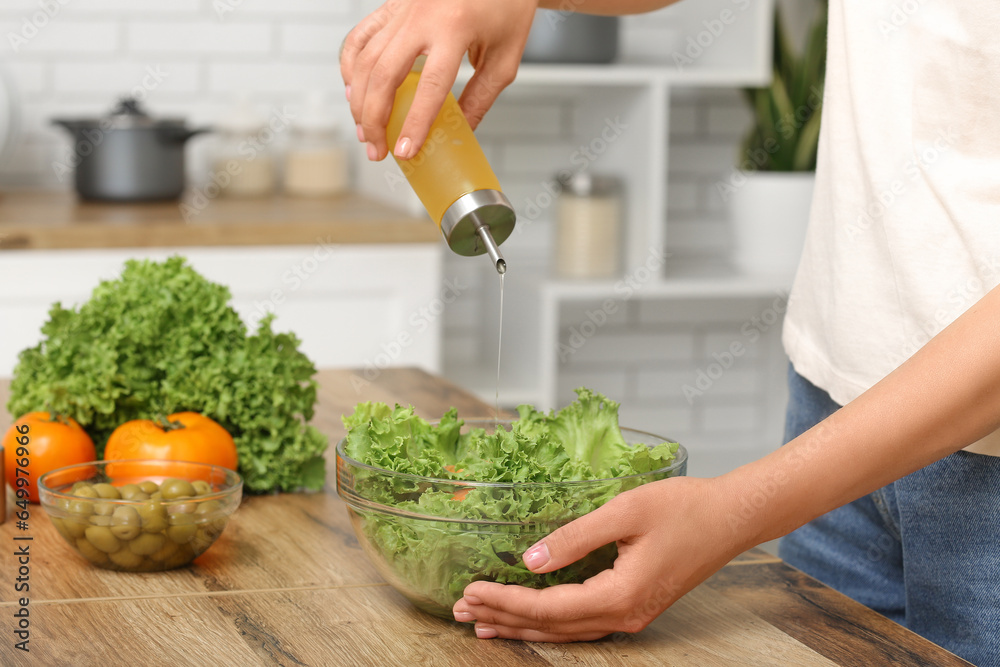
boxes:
[452,475,752,642]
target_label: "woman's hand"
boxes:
[340,0,538,162]
[452,476,752,642]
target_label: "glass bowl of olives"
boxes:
[38,460,242,572]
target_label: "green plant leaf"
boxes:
[773,5,795,88]
[740,0,827,172]
[792,105,823,171]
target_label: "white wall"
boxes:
[0,0,792,478]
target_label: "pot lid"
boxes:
[107,97,186,128]
[53,96,187,130]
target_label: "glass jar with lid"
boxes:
[554,172,624,279]
[284,91,350,197]
[212,96,276,198]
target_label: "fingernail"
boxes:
[356,124,365,142]
[345,85,351,102]
[463,594,483,605]
[475,626,498,639]
[453,611,474,622]
[394,136,412,160]
[366,142,378,161]
[523,542,550,570]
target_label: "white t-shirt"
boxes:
[783,0,1000,455]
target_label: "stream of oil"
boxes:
[495,271,504,423]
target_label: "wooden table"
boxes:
[0,369,972,666]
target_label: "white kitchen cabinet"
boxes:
[0,244,444,378]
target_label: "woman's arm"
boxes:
[340,0,680,162]
[538,1,680,14]
[452,284,1000,641]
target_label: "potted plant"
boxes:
[726,0,827,279]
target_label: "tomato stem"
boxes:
[154,415,186,432]
[43,408,72,426]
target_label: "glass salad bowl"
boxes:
[336,419,687,619]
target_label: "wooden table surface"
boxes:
[0,369,972,666]
[0,191,438,251]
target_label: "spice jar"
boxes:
[284,91,350,197]
[554,172,623,279]
[212,97,276,198]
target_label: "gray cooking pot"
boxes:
[521,10,619,64]
[53,98,210,202]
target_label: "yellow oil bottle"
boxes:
[386,57,515,273]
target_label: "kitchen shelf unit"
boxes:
[358,0,778,409]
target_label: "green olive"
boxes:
[91,483,121,500]
[110,506,141,540]
[138,501,168,534]
[76,538,110,565]
[63,519,88,539]
[149,492,162,501]
[160,479,196,500]
[74,485,98,499]
[191,480,212,496]
[48,517,66,536]
[108,548,143,569]
[129,532,167,556]
[168,502,197,517]
[71,481,90,492]
[118,484,143,500]
[136,558,161,572]
[139,481,160,495]
[148,539,179,562]
[166,523,197,544]
[84,526,121,554]
[93,502,115,517]
[168,505,196,521]
[195,500,222,516]
[163,544,195,569]
[88,515,112,527]
[190,531,215,555]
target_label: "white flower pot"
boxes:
[729,172,815,279]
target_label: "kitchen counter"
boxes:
[0,369,972,665]
[0,191,438,251]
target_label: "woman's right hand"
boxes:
[340,0,538,162]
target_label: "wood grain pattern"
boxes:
[705,563,973,667]
[0,369,972,665]
[9,583,838,667]
[0,192,439,251]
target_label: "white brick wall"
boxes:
[548,295,788,476]
[0,0,789,478]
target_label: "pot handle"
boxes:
[158,126,214,144]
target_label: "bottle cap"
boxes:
[440,190,516,265]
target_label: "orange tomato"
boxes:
[103,412,238,477]
[3,412,97,503]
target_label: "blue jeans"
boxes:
[778,365,1000,667]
